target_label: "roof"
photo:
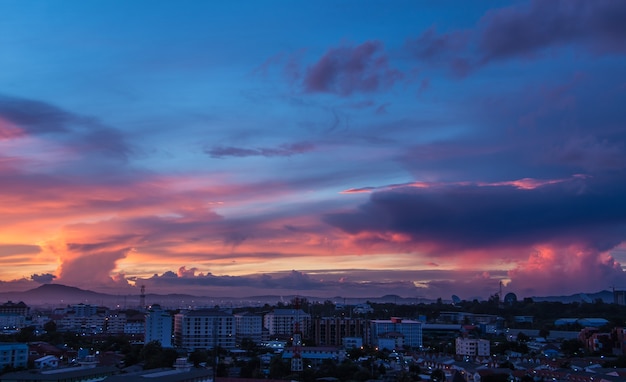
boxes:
[105,368,213,382]
[1,366,118,381]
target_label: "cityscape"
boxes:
[2,0,626,381]
[3,286,626,381]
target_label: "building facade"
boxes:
[174,309,235,350]
[263,309,310,338]
[0,342,28,369]
[455,337,491,357]
[234,312,263,345]
[145,305,173,347]
[370,318,422,348]
[312,317,367,346]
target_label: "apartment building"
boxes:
[264,309,310,338]
[312,317,368,346]
[145,304,173,347]
[370,317,422,348]
[455,337,491,357]
[174,309,235,350]
[0,342,28,369]
[234,311,263,345]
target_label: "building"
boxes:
[234,311,263,345]
[312,317,367,347]
[263,309,310,338]
[174,309,235,350]
[0,365,118,381]
[104,312,127,334]
[342,336,363,349]
[0,301,29,316]
[124,313,146,337]
[370,317,422,348]
[0,314,26,330]
[455,337,491,357]
[70,304,98,317]
[282,346,344,366]
[34,355,59,369]
[0,342,28,370]
[145,305,173,347]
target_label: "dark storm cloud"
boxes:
[324,174,626,253]
[0,94,133,161]
[206,141,315,158]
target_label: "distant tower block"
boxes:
[140,285,146,308]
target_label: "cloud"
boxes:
[0,94,133,161]
[407,1,626,76]
[206,141,315,158]
[325,174,626,254]
[303,41,403,96]
[478,0,626,62]
[30,273,56,284]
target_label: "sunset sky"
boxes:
[1,0,626,301]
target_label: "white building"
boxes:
[264,309,310,337]
[234,312,263,345]
[370,317,422,348]
[456,337,490,357]
[145,305,173,347]
[0,342,28,369]
[174,309,235,350]
[34,355,59,369]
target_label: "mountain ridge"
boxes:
[0,283,615,308]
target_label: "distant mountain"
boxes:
[0,284,115,306]
[0,283,616,308]
[531,290,614,303]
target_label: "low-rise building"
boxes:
[455,337,490,357]
[0,342,28,369]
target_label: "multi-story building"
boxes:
[0,314,26,330]
[145,305,173,347]
[312,317,367,346]
[174,309,235,350]
[455,337,490,357]
[264,309,310,338]
[105,312,127,334]
[0,301,29,316]
[57,314,106,334]
[234,312,263,345]
[370,317,422,348]
[70,304,99,317]
[0,342,28,369]
[124,314,145,337]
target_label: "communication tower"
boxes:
[140,285,146,309]
[291,297,303,373]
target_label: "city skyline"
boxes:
[1,0,626,300]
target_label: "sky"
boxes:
[1,0,626,301]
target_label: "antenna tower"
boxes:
[140,285,146,309]
[291,297,303,373]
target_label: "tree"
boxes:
[430,368,445,382]
[189,349,208,367]
[43,320,57,333]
